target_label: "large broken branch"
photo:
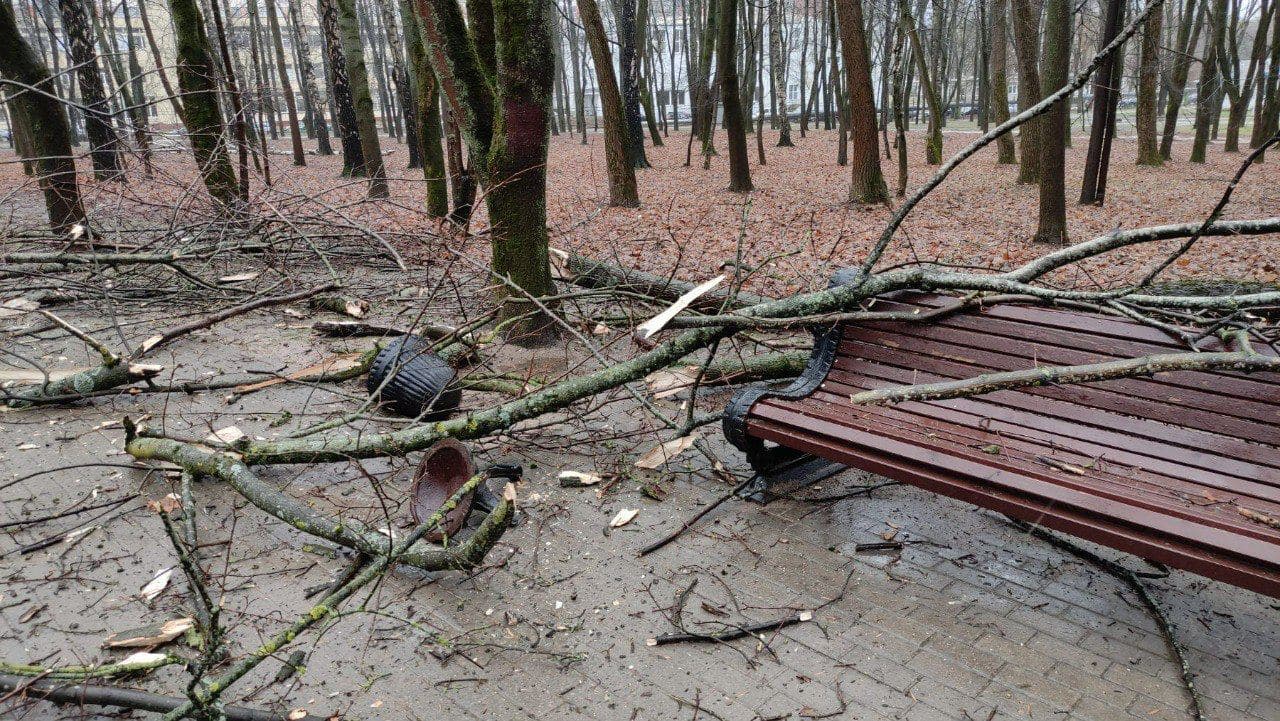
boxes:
[847,333,1278,407]
[125,430,513,571]
[0,674,321,721]
[557,250,772,310]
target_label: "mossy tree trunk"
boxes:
[319,0,367,175]
[1135,4,1162,166]
[413,0,558,339]
[717,0,752,191]
[989,0,1016,163]
[166,0,239,208]
[1008,0,1041,182]
[337,0,389,195]
[56,0,123,180]
[836,0,887,204]
[265,0,306,165]
[0,0,87,234]
[578,0,640,207]
[900,0,942,165]
[400,0,448,215]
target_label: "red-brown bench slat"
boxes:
[724,290,1280,597]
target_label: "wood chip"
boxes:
[609,508,639,528]
[634,434,699,469]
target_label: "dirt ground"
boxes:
[1,129,1278,721]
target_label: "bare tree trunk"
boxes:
[1135,3,1162,165]
[836,0,887,203]
[1190,0,1227,162]
[166,0,238,207]
[401,0,446,214]
[900,0,942,164]
[1009,0,1041,182]
[337,0,388,195]
[1079,0,1124,203]
[289,0,334,154]
[768,0,792,146]
[56,0,123,179]
[718,0,752,190]
[579,0,640,206]
[319,0,366,174]
[989,0,1015,163]
[1034,0,1068,244]
[0,0,86,233]
[266,0,306,164]
[1160,0,1202,159]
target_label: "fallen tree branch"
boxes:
[845,332,1277,407]
[124,429,514,572]
[153,476,513,720]
[1007,519,1206,721]
[0,654,182,680]
[0,673,323,721]
[558,250,772,310]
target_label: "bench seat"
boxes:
[725,292,1280,597]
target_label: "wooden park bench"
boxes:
[723,290,1280,597]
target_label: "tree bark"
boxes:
[768,0,792,146]
[166,0,239,207]
[400,0,446,214]
[836,0,888,203]
[1008,0,1041,182]
[900,0,942,164]
[289,0,334,154]
[266,0,307,165]
[337,0,389,195]
[578,0,640,206]
[1079,0,1124,203]
[0,0,87,233]
[319,0,366,175]
[56,0,123,180]
[989,0,1016,163]
[1190,0,1227,162]
[717,0,752,191]
[1135,3,1162,165]
[1160,0,1203,159]
[1034,0,1068,243]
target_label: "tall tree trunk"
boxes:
[617,0,650,167]
[892,19,908,194]
[400,0,446,214]
[1009,0,1041,182]
[1255,0,1280,155]
[1135,2,1162,165]
[836,0,886,203]
[1034,0,1068,243]
[319,0,366,174]
[118,0,154,175]
[166,0,238,207]
[0,0,86,233]
[1160,0,1203,159]
[56,0,123,179]
[1079,0,1124,203]
[768,0,792,146]
[989,0,1015,163]
[290,0,334,154]
[337,0,388,194]
[1191,0,1227,162]
[718,0,752,190]
[900,0,942,164]
[1222,0,1271,152]
[134,0,185,122]
[579,0,640,206]
[266,0,306,164]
